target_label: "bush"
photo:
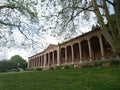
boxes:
[110,59,120,66]
[74,64,82,68]
[55,66,62,69]
[82,63,94,68]
[49,67,55,70]
[94,62,102,67]
[36,68,42,71]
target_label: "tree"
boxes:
[9,55,27,69]
[47,0,120,54]
[0,0,39,50]
[0,60,9,72]
[0,55,27,72]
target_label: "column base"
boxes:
[89,58,92,62]
[101,56,105,60]
[80,60,82,63]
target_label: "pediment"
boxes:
[45,44,58,51]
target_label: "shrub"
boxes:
[74,64,82,68]
[110,59,120,66]
[55,66,62,69]
[49,67,55,70]
[82,63,94,68]
[94,62,102,67]
[65,65,70,69]
[102,62,111,67]
[36,68,42,71]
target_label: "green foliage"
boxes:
[55,66,61,69]
[110,59,120,66]
[35,68,42,71]
[82,63,95,68]
[9,55,27,69]
[0,66,120,90]
[0,55,27,72]
[0,60,9,72]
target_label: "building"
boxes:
[28,28,114,69]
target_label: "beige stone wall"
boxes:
[28,29,114,69]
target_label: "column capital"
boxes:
[98,34,102,38]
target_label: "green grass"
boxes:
[0,66,120,90]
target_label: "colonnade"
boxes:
[60,35,105,65]
[29,50,58,68]
[28,33,113,69]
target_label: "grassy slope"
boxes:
[0,66,120,90]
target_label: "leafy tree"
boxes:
[9,55,27,69]
[0,0,37,25]
[0,55,27,72]
[0,0,38,50]
[0,60,9,72]
[45,0,120,54]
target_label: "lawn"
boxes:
[0,66,120,90]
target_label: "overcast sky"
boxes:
[0,0,98,61]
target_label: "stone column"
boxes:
[88,39,92,61]
[35,58,36,67]
[39,58,40,67]
[98,35,104,57]
[33,59,34,67]
[37,57,39,67]
[36,58,38,67]
[65,47,67,64]
[44,54,46,67]
[79,43,82,63]
[41,56,43,68]
[48,53,50,67]
[40,56,42,68]
[34,58,36,67]
[31,60,33,68]
[71,45,74,64]
[35,57,37,67]
[57,47,60,65]
[33,59,35,67]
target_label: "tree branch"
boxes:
[106,0,114,6]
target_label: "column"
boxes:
[88,39,92,61]
[36,57,38,67]
[79,43,82,63]
[35,58,36,67]
[57,47,60,65]
[41,56,43,68]
[98,35,104,57]
[65,48,67,64]
[44,54,46,67]
[31,60,33,68]
[33,59,35,67]
[34,58,35,67]
[39,57,40,67]
[71,45,74,64]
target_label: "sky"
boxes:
[0,35,58,60]
[1,0,113,61]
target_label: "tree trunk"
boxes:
[92,0,120,54]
